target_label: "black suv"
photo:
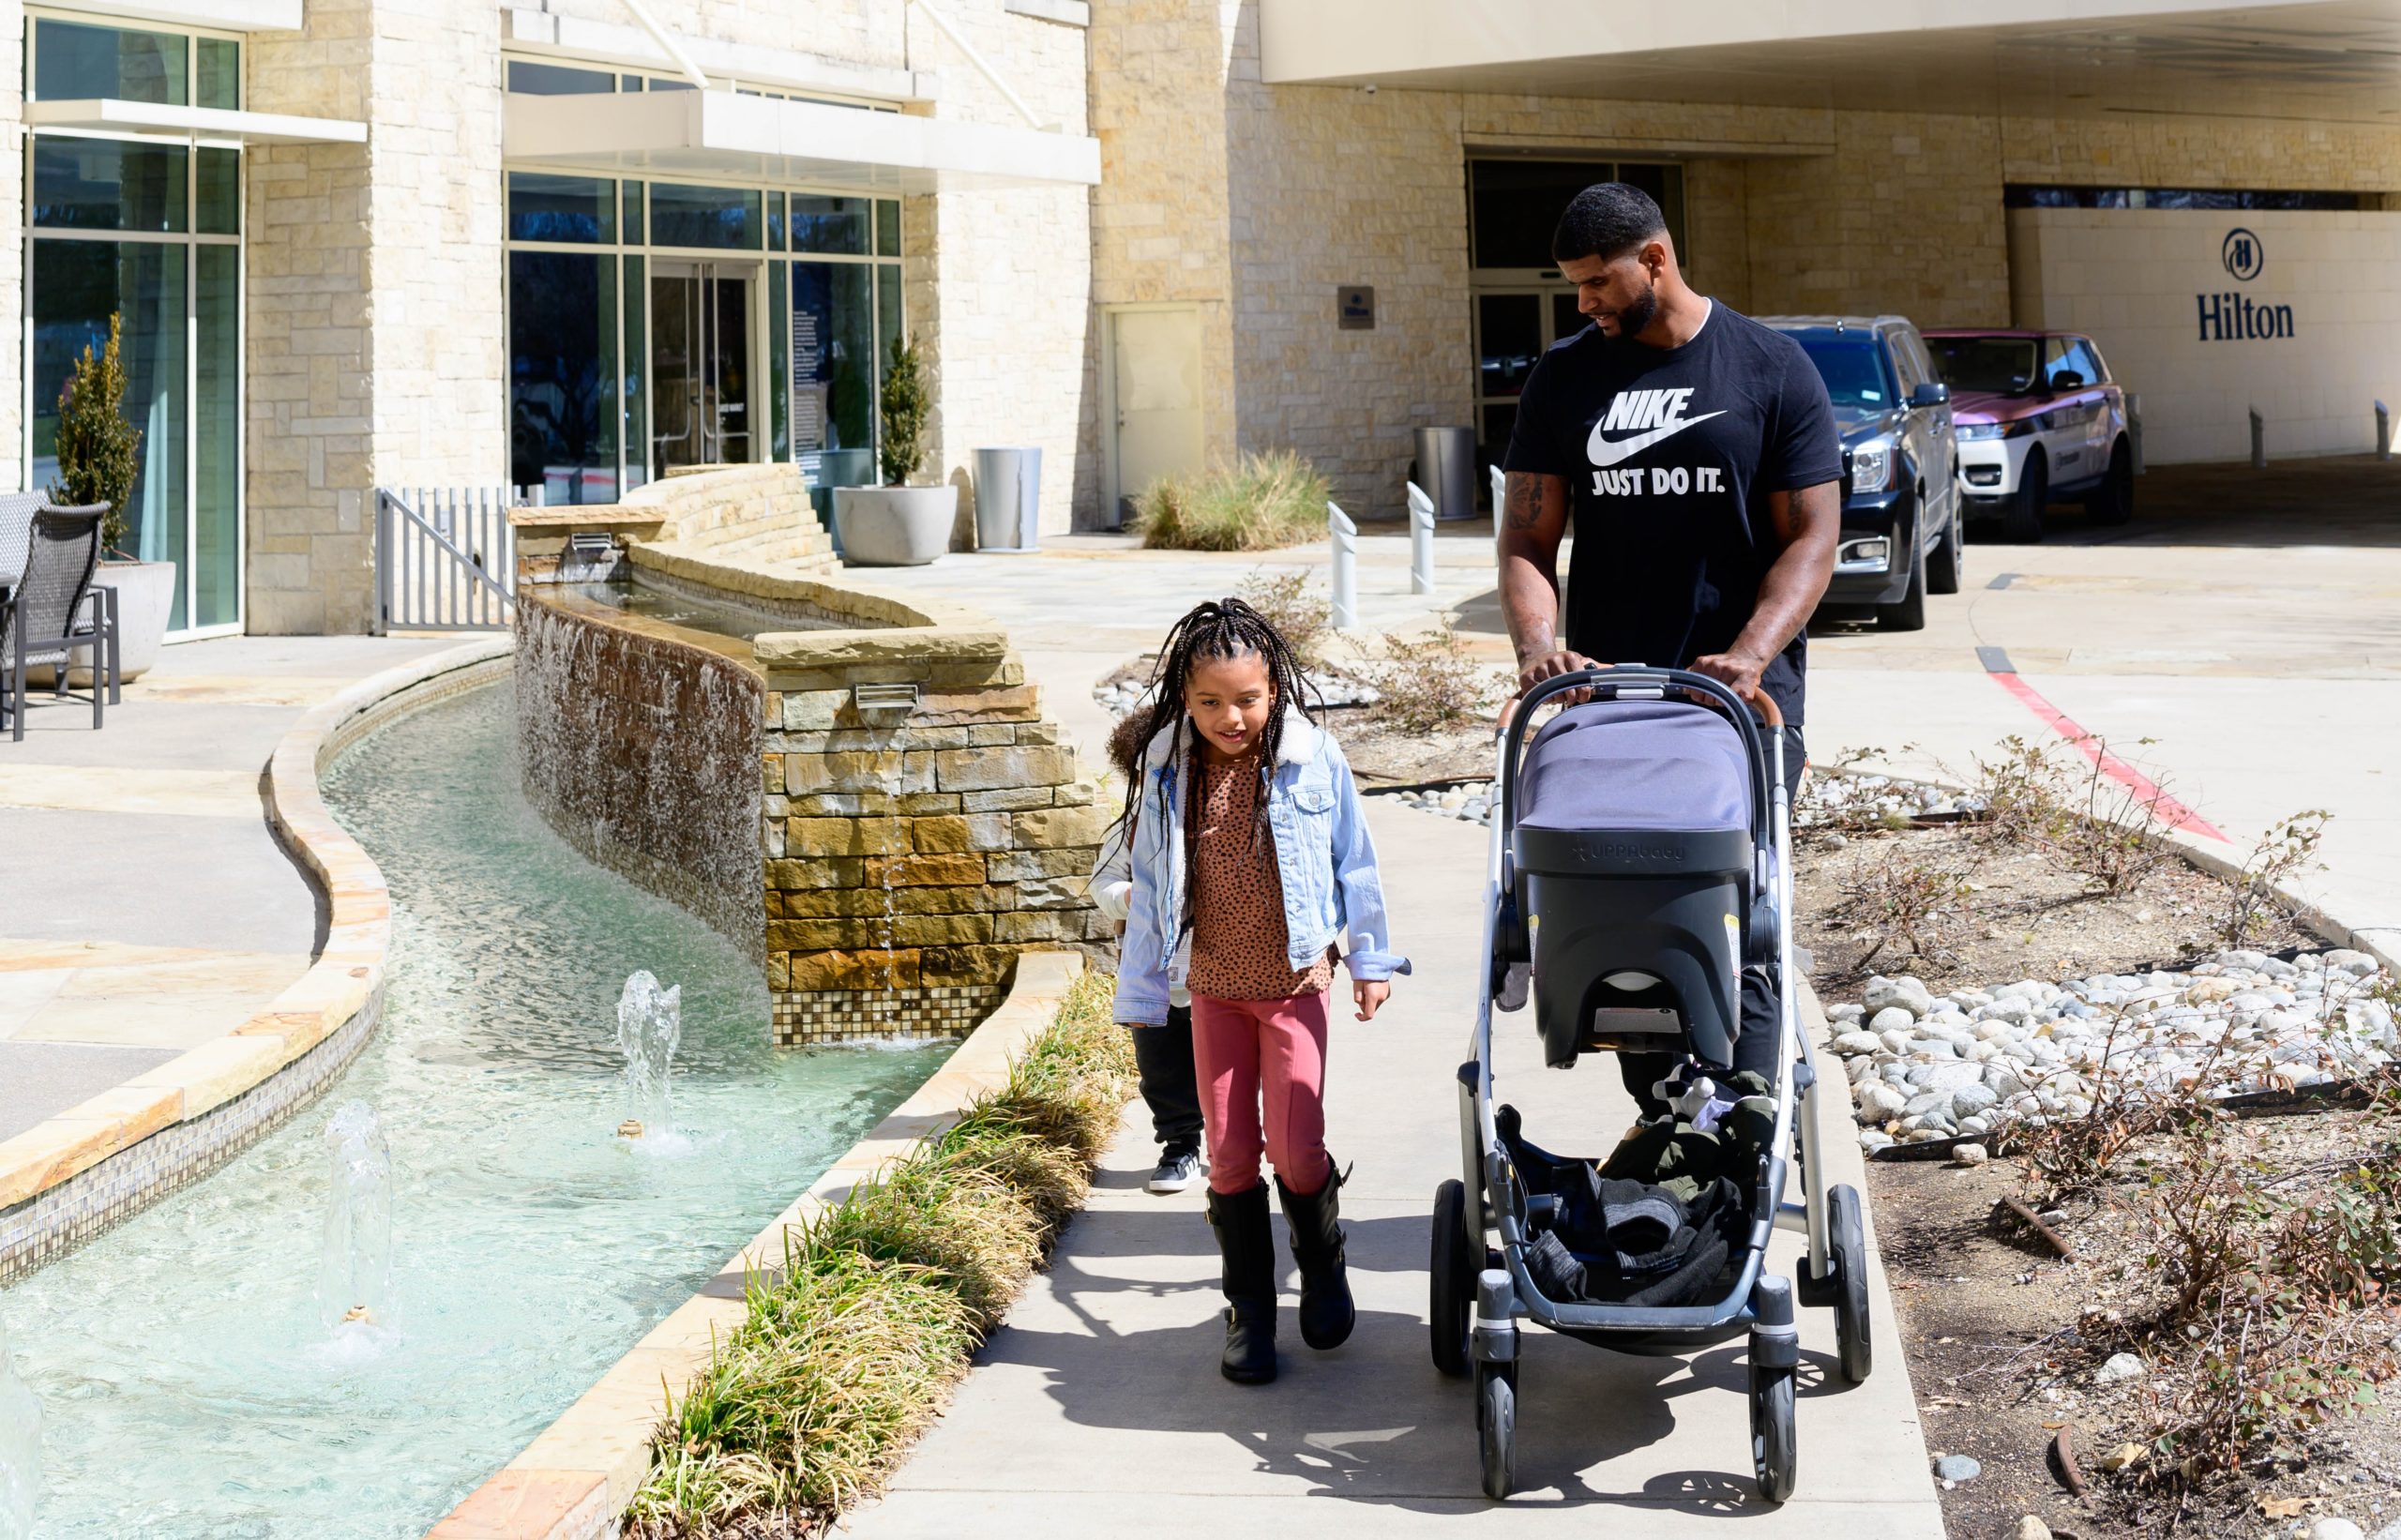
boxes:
[1760,314,1962,631]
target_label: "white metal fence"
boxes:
[373,486,525,633]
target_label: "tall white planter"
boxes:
[835,486,955,566]
[72,560,175,684]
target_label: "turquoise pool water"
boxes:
[0,679,951,1538]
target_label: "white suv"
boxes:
[1924,329,2133,543]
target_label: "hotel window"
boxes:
[26,16,246,636]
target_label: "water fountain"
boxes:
[316,1101,394,1332]
[615,970,683,1139]
[0,1310,38,1540]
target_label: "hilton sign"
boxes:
[2197,227,2293,340]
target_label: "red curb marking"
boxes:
[1986,671,2229,842]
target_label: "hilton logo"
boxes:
[2223,227,2263,281]
[2199,228,2291,340]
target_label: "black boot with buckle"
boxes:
[1276,1158,1356,1351]
[1206,1183,1277,1383]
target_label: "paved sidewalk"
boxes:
[845,802,1943,1536]
[0,634,456,1140]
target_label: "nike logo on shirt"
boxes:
[1585,386,1728,467]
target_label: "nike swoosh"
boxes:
[1586,410,1728,467]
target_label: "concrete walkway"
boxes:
[0,634,456,1140]
[845,802,1943,1535]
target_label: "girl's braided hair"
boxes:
[1113,596,1320,851]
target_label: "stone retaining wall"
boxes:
[761,627,1110,1044]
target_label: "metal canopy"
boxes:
[503,90,1100,193]
[25,98,367,145]
[1259,0,2401,124]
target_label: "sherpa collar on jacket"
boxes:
[1139,709,1323,775]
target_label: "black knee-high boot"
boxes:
[1276,1159,1355,1351]
[1207,1183,1276,1383]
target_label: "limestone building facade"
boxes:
[12,1,2401,642]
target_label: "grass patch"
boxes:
[628,971,1134,1538]
[1133,449,1328,551]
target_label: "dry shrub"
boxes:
[2223,810,2330,947]
[1827,846,1974,973]
[1363,622,1492,735]
[1135,449,1328,551]
[1234,567,1333,667]
[1968,732,2179,896]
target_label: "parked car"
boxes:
[1761,314,1960,631]
[1922,328,2133,542]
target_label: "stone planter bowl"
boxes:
[835,485,955,566]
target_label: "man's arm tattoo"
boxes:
[1503,473,1544,531]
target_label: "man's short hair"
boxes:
[1551,183,1669,265]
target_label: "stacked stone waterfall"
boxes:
[763,625,1110,1043]
[1831,949,2396,1151]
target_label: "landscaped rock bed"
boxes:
[1789,779,2401,1538]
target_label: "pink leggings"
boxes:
[1190,991,1331,1197]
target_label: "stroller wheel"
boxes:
[1475,1360,1517,1500]
[1830,1184,1874,1384]
[1429,1179,1476,1378]
[1749,1362,1797,1504]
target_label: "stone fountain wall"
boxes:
[761,627,1110,1044]
[510,468,1107,1042]
[515,589,767,953]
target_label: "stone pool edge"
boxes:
[424,948,1090,1540]
[0,636,517,1281]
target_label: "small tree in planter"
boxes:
[836,336,952,566]
[879,337,931,488]
[50,311,174,679]
[52,312,143,558]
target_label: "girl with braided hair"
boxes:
[1109,596,1409,1385]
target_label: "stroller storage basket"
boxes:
[1513,697,1759,1070]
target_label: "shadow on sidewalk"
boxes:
[986,1203,1850,1515]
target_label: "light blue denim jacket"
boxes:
[1110,711,1409,1026]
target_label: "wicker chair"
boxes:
[1,504,118,742]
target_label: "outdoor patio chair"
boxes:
[1,504,118,743]
[0,490,40,594]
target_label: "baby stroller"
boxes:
[1427,666,1872,1503]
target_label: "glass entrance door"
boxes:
[650,261,754,476]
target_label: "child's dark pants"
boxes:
[1132,1004,1204,1157]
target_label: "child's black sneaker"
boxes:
[1147,1148,1205,1195]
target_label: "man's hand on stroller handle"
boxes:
[1352,977,1390,1022]
[1500,647,1602,727]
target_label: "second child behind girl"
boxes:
[1111,597,1408,1385]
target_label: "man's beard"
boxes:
[1605,279,1660,341]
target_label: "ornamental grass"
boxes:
[1133,449,1329,551]
[628,972,1133,1537]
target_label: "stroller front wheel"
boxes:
[1476,1360,1517,1500]
[1830,1183,1874,1384]
[1749,1362,1797,1503]
[1429,1178,1476,1378]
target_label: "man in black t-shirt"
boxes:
[1497,182,1839,1106]
[1499,182,1840,783]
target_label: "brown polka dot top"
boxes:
[1186,745,1336,1001]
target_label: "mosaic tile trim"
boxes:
[774,983,1004,1044]
[0,987,386,1283]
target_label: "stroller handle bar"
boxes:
[1496,666,1779,847]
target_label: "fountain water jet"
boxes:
[0,1309,38,1540]
[616,971,683,1138]
[316,1100,394,1332]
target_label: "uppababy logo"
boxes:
[1586,388,1726,468]
[1574,835,1685,866]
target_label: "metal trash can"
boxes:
[1413,426,1477,521]
[973,446,1042,551]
